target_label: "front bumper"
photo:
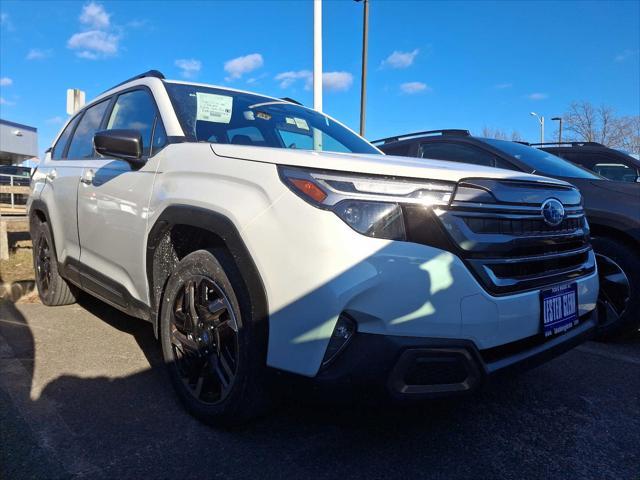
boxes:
[315,308,597,399]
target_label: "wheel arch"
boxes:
[146,205,269,340]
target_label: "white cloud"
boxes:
[527,92,548,100]
[0,77,12,87]
[494,82,512,89]
[224,53,263,81]
[381,49,419,69]
[322,71,353,92]
[275,70,353,92]
[614,49,638,63]
[275,70,312,89]
[400,81,430,94]
[0,97,15,106]
[175,58,202,78]
[67,2,118,59]
[67,30,119,59]
[79,2,110,29]
[26,48,52,60]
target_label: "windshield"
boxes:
[481,138,601,179]
[165,82,380,155]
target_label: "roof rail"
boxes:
[281,97,302,106]
[514,141,531,146]
[371,129,470,145]
[103,70,165,93]
[530,141,604,147]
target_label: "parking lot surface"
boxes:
[1,296,638,480]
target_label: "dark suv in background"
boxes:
[375,130,640,339]
[532,142,640,183]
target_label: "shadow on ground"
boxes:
[0,295,638,479]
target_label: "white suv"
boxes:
[29,71,599,425]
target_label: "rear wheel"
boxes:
[31,219,78,306]
[159,249,270,426]
[592,236,639,340]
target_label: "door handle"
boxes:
[46,169,57,181]
[80,169,95,185]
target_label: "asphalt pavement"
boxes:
[0,296,638,480]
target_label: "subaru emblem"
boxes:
[541,198,565,227]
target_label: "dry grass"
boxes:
[0,239,37,302]
[0,241,35,284]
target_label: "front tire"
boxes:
[159,249,270,426]
[30,219,78,306]
[592,236,640,340]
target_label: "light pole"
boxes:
[355,0,369,137]
[551,116,562,144]
[313,0,322,113]
[530,112,544,144]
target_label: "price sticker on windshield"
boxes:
[196,93,233,124]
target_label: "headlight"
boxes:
[279,166,455,240]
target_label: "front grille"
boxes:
[437,178,595,294]
[463,216,583,236]
[488,249,589,279]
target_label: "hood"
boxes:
[211,144,570,187]
[561,176,640,201]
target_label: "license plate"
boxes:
[541,283,579,338]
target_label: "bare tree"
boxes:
[480,126,520,141]
[560,101,640,153]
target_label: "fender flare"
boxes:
[145,205,269,339]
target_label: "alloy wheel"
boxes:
[169,276,239,405]
[36,236,52,294]
[595,253,631,327]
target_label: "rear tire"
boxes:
[159,249,270,426]
[30,219,78,306]
[592,236,640,340]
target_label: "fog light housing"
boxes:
[321,314,356,366]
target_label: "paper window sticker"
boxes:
[285,117,296,125]
[294,117,309,130]
[256,111,271,121]
[196,92,233,124]
[243,111,255,121]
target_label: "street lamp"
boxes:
[355,0,369,137]
[530,112,544,144]
[551,117,562,144]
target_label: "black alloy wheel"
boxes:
[595,253,631,329]
[35,235,52,295]
[169,276,239,405]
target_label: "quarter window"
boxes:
[66,100,110,159]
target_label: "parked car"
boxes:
[29,72,598,425]
[375,130,639,339]
[531,141,640,183]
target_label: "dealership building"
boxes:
[0,119,38,166]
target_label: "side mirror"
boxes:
[94,129,145,168]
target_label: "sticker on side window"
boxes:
[196,93,233,124]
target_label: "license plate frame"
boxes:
[540,282,579,338]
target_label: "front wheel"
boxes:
[159,249,270,426]
[592,236,640,340]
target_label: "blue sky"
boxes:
[1,0,638,158]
